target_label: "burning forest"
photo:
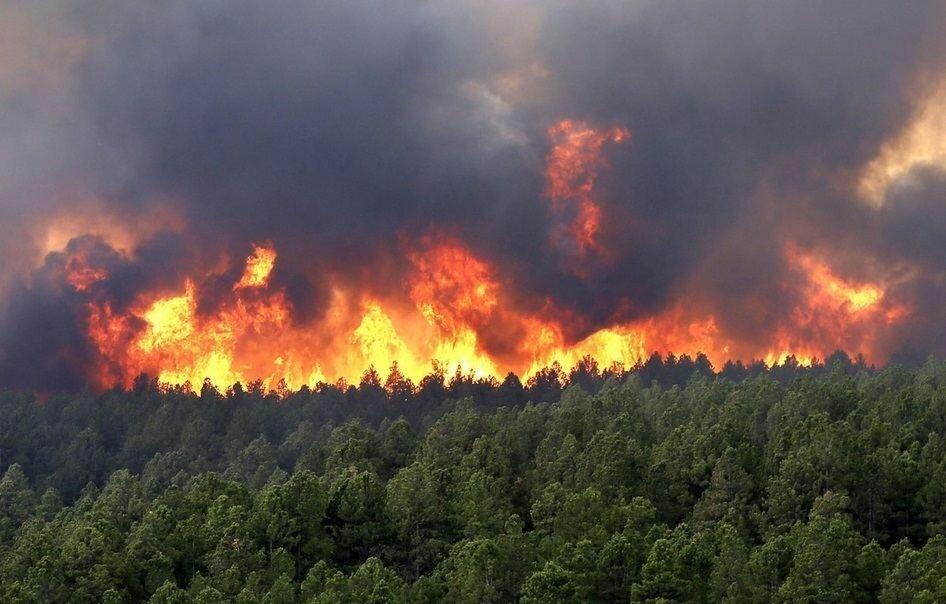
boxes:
[9,4,946,603]
[2,1,946,393]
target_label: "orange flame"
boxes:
[77,237,910,392]
[234,244,277,289]
[797,253,883,313]
[761,247,906,366]
[65,252,108,292]
[545,120,629,256]
[53,117,914,392]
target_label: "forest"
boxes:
[2,353,946,602]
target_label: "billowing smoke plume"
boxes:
[3,0,946,390]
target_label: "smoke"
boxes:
[3,0,946,389]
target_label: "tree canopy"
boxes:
[1,355,945,602]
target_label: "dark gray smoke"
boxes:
[2,0,946,389]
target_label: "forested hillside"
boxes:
[2,355,946,602]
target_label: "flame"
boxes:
[137,283,198,352]
[406,241,501,378]
[545,120,629,256]
[235,244,277,289]
[81,239,712,390]
[87,246,297,389]
[351,302,418,377]
[53,118,914,392]
[75,236,913,392]
[517,310,723,377]
[134,281,241,387]
[65,252,108,292]
[760,247,905,366]
[408,239,499,331]
[798,254,883,313]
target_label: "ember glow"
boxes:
[760,248,905,367]
[545,120,629,258]
[5,115,923,391]
[3,137,920,392]
[3,2,946,392]
[71,230,904,391]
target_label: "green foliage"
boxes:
[1,360,946,601]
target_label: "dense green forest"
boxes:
[2,353,946,602]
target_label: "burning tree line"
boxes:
[109,347,869,402]
[5,119,913,394]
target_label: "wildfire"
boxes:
[798,254,883,313]
[408,239,499,333]
[235,244,277,289]
[761,247,904,366]
[42,119,912,393]
[137,283,198,352]
[85,244,288,389]
[351,302,418,378]
[545,120,629,256]
[71,235,912,392]
[65,252,108,292]
[74,239,676,390]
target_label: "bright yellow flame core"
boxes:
[88,240,737,391]
[135,282,242,387]
[235,244,277,289]
[352,302,416,374]
[758,248,899,368]
[138,283,197,352]
[83,236,908,392]
[801,256,883,312]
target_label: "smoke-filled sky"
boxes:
[3,1,946,391]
